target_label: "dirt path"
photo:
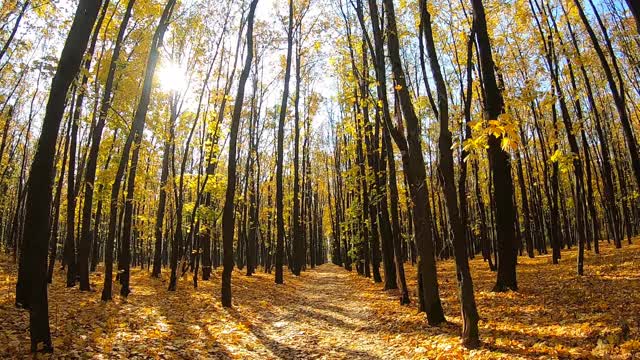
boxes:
[239,264,395,359]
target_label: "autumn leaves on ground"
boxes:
[1,243,638,359]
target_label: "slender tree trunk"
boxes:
[471,0,518,291]
[64,88,79,288]
[421,0,479,346]
[573,0,640,190]
[47,119,71,283]
[383,0,445,325]
[291,32,303,276]
[384,129,410,304]
[515,151,534,257]
[275,0,294,285]
[15,0,102,351]
[74,0,111,290]
[221,0,257,307]
[626,0,640,34]
[152,121,173,278]
[0,0,29,62]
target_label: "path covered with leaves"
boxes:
[1,242,640,359]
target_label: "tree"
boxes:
[470,0,518,292]
[382,0,446,325]
[275,0,294,285]
[15,0,103,351]
[221,0,258,307]
[420,0,479,346]
[572,0,640,191]
[625,0,639,34]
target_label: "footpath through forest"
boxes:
[2,243,640,359]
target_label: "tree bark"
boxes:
[383,0,445,325]
[471,0,518,291]
[15,0,102,351]
[275,0,294,285]
[75,0,112,290]
[221,0,257,307]
[77,0,134,291]
[420,0,479,346]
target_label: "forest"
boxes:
[0,0,639,357]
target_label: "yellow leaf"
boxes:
[501,137,511,151]
[468,119,482,131]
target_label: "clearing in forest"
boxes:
[1,242,640,359]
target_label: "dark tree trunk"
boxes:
[15,0,102,351]
[359,22,381,283]
[64,88,78,288]
[122,0,176,297]
[458,28,475,261]
[75,0,112,291]
[384,129,410,304]
[220,0,257,307]
[515,152,534,258]
[420,0,479,346]
[627,0,640,34]
[90,131,117,272]
[531,0,587,274]
[291,31,303,276]
[275,0,293,285]
[47,119,71,284]
[152,122,172,278]
[0,0,29,63]
[383,0,445,325]
[375,112,397,290]
[202,198,212,280]
[471,0,518,292]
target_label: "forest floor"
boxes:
[1,241,640,359]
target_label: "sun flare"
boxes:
[157,60,188,93]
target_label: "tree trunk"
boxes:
[573,0,640,190]
[15,0,102,351]
[626,0,640,34]
[383,0,446,325]
[291,31,303,276]
[152,119,173,278]
[420,0,479,346]
[47,119,71,284]
[275,0,294,285]
[220,0,257,307]
[0,0,29,63]
[471,0,518,292]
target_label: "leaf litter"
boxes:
[0,241,639,359]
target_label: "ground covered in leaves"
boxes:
[1,242,640,359]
